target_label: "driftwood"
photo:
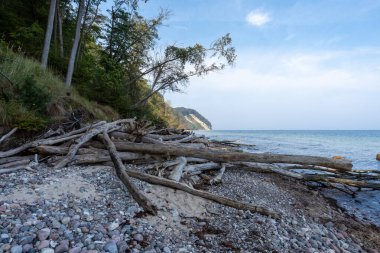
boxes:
[168,156,187,181]
[2,118,379,218]
[0,127,17,144]
[99,131,157,215]
[110,142,353,171]
[210,164,226,185]
[125,169,279,218]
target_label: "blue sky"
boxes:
[102,0,380,130]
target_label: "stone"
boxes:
[38,228,51,241]
[38,240,50,250]
[55,240,69,253]
[376,154,380,161]
[81,227,89,233]
[20,236,34,245]
[369,250,379,253]
[22,244,33,252]
[10,245,22,253]
[41,249,55,253]
[108,223,119,231]
[133,234,143,242]
[61,217,71,225]
[103,240,118,253]
[52,220,61,229]
[68,247,81,253]
[163,247,171,253]
[0,234,10,243]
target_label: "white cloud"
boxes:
[165,48,380,129]
[246,10,270,27]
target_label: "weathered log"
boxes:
[210,164,226,185]
[0,159,31,169]
[168,157,187,182]
[0,133,83,158]
[53,119,133,169]
[111,143,352,171]
[125,169,279,218]
[0,156,34,165]
[146,133,188,141]
[99,131,157,215]
[184,162,220,175]
[0,127,17,144]
[239,162,380,190]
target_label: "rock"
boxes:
[81,227,89,233]
[163,247,171,253]
[55,240,69,253]
[133,234,143,242]
[108,222,119,231]
[19,236,34,245]
[103,240,118,253]
[52,220,61,229]
[38,228,51,241]
[376,154,380,161]
[369,250,379,253]
[68,247,81,253]
[61,217,71,225]
[38,240,50,250]
[325,222,334,229]
[41,249,55,253]
[10,245,22,253]
[23,244,33,253]
[0,233,10,243]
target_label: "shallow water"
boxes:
[196,130,380,226]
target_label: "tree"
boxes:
[132,33,236,107]
[65,0,86,87]
[41,0,57,68]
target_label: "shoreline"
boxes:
[1,162,380,252]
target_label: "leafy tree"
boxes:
[132,33,236,107]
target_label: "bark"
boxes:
[56,0,64,58]
[168,156,187,181]
[126,169,279,218]
[65,0,86,87]
[0,134,83,158]
[210,164,226,185]
[41,0,57,68]
[111,142,353,171]
[54,124,119,169]
[100,131,157,215]
[0,156,34,165]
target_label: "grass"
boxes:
[0,45,119,132]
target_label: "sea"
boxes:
[195,130,380,227]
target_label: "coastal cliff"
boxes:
[174,107,212,130]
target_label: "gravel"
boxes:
[0,163,379,252]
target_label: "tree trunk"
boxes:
[110,142,353,171]
[41,0,57,68]
[65,0,85,87]
[100,130,157,215]
[56,0,64,58]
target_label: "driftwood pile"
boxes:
[1,119,379,218]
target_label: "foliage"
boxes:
[0,0,236,129]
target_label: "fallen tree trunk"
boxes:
[112,142,353,171]
[168,157,187,181]
[126,169,279,218]
[99,131,157,215]
[239,162,380,190]
[54,119,134,169]
[0,127,17,145]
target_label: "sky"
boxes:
[103,0,380,130]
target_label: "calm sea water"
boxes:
[196,130,380,171]
[196,130,380,226]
